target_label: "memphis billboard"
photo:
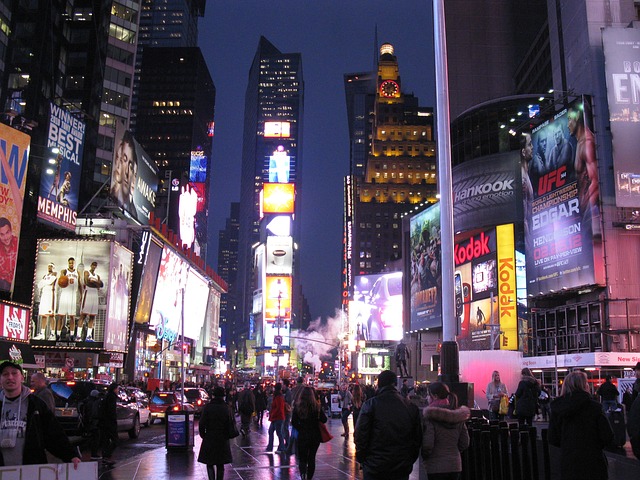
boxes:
[37,103,85,231]
[110,121,158,224]
[524,96,605,296]
[409,202,442,331]
[603,28,640,208]
[0,124,30,292]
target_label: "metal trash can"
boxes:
[165,409,195,450]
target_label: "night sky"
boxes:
[200,1,437,320]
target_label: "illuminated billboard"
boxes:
[0,124,30,292]
[452,152,519,233]
[189,149,208,183]
[524,97,604,296]
[134,232,162,325]
[37,103,85,231]
[454,225,518,350]
[104,242,133,352]
[183,269,209,340]
[264,276,292,322]
[0,302,31,342]
[262,183,295,214]
[150,246,187,343]
[110,122,158,225]
[265,236,293,275]
[267,146,291,183]
[264,121,291,138]
[149,245,208,342]
[603,28,640,207]
[409,202,442,331]
[352,272,404,341]
[266,215,292,237]
[32,239,132,350]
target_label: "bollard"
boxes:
[541,429,551,480]
[510,425,522,480]
[528,426,539,480]
[490,424,502,480]
[481,429,492,479]
[473,426,485,480]
[520,430,532,480]
[500,425,511,480]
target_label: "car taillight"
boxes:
[172,405,179,411]
[197,399,202,406]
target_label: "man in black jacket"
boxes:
[354,370,422,480]
[0,360,80,467]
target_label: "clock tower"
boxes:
[377,43,401,100]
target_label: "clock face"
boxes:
[380,80,399,98]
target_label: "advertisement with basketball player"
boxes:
[32,239,110,348]
[104,242,133,352]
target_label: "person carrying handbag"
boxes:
[292,386,328,480]
[198,386,234,480]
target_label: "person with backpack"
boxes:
[237,383,255,437]
[82,390,103,459]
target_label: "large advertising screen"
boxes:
[352,272,404,341]
[264,121,291,138]
[262,183,295,214]
[409,203,442,331]
[110,122,158,224]
[37,103,85,231]
[524,97,604,296]
[454,228,497,350]
[32,239,130,349]
[452,152,519,233]
[183,269,209,340]
[266,146,291,183]
[149,245,208,342]
[265,236,293,275]
[134,233,162,325]
[104,242,133,352]
[0,124,30,292]
[603,28,640,207]
[264,276,292,322]
[150,246,187,344]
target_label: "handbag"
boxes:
[228,414,240,439]
[319,421,333,443]
[499,395,509,415]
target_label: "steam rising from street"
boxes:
[295,308,343,371]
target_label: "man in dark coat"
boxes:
[354,370,422,480]
[198,386,233,480]
[100,383,119,464]
[0,360,80,467]
[237,383,255,436]
[596,375,619,412]
[627,391,640,460]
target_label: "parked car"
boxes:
[48,380,143,439]
[149,391,194,424]
[365,271,403,341]
[175,387,210,415]
[122,386,151,427]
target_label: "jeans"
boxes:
[267,419,284,450]
[282,413,291,445]
[297,438,320,479]
[602,400,618,412]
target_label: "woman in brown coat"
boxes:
[421,382,470,480]
[198,386,233,480]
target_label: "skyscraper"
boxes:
[235,36,303,370]
[218,202,240,351]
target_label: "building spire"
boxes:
[373,24,379,69]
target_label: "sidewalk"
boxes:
[93,416,640,480]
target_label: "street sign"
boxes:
[274,335,283,345]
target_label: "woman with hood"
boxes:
[548,371,613,480]
[421,382,470,480]
[514,367,541,426]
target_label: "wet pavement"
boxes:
[85,416,640,480]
